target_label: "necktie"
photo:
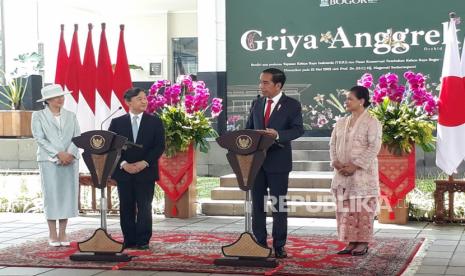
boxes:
[132,115,139,142]
[264,99,273,127]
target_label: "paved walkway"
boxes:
[0,213,463,275]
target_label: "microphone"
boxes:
[101,106,123,130]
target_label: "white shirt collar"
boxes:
[129,112,143,120]
[267,91,283,103]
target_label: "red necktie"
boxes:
[264,99,273,127]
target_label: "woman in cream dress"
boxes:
[31,84,80,247]
[329,86,382,256]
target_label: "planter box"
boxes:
[0,110,33,137]
[164,184,197,219]
[377,145,415,225]
[378,198,409,224]
[158,145,197,219]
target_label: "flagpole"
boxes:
[98,22,107,232]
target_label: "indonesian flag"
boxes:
[54,24,68,89]
[435,17,465,175]
[77,23,96,133]
[112,24,132,115]
[64,24,81,113]
[95,23,113,130]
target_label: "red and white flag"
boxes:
[77,23,96,133]
[112,24,132,116]
[64,24,81,113]
[54,24,68,89]
[436,17,465,175]
[95,23,113,130]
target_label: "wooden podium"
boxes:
[70,130,136,262]
[214,130,278,268]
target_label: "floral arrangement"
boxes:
[358,71,439,155]
[147,75,223,157]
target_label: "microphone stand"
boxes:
[101,106,123,130]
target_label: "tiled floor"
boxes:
[0,213,463,275]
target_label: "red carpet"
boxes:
[0,229,423,275]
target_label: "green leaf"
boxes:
[369,95,436,155]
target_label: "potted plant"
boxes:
[0,76,31,137]
[0,52,43,137]
[357,72,438,224]
[147,75,223,218]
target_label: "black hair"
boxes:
[349,85,371,108]
[124,87,146,101]
[262,68,286,89]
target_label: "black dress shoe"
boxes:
[274,247,287,258]
[137,244,150,250]
[351,246,368,256]
[337,243,357,255]
[336,248,353,255]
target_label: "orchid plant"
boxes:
[358,71,439,155]
[147,75,223,157]
[302,90,346,130]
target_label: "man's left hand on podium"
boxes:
[264,128,278,139]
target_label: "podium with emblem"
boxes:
[214,130,278,267]
[70,130,138,262]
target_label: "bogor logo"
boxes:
[320,0,378,7]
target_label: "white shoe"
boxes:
[60,241,70,246]
[48,241,61,247]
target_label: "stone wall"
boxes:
[0,139,38,170]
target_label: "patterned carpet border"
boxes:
[0,229,424,276]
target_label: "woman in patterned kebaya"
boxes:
[329,85,382,256]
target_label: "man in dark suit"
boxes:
[246,68,304,258]
[109,87,165,250]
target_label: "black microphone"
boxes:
[101,106,123,130]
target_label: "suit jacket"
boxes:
[31,106,80,162]
[108,112,165,183]
[246,93,304,173]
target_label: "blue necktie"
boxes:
[132,115,139,142]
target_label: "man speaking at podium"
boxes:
[109,87,165,250]
[246,68,304,258]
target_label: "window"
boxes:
[172,37,197,81]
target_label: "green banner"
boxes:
[226,0,465,133]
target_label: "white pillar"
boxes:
[197,0,225,72]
